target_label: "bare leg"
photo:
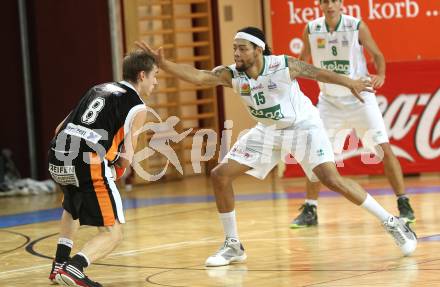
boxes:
[50,210,79,279]
[210,160,251,213]
[206,160,250,267]
[378,143,415,222]
[379,143,405,196]
[57,221,124,285]
[312,161,392,223]
[313,162,366,205]
[306,178,321,200]
[79,221,123,263]
[59,210,80,240]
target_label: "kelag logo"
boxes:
[321,60,350,75]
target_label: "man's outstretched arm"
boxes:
[136,41,232,88]
[287,56,373,102]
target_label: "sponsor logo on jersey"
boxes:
[316,149,325,157]
[64,123,103,144]
[329,38,338,44]
[321,60,350,75]
[373,130,384,142]
[269,60,281,69]
[231,146,256,161]
[49,164,76,175]
[268,79,277,90]
[49,164,79,187]
[251,83,264,91]
[240,83,251,96]
[317,38,326,49]
[248,104,285,120]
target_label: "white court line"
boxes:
[107,234,390,258]
[0,233,395,278]
[0,264,51,278]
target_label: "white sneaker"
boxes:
[383,216,417,256]
[205,237,247,267]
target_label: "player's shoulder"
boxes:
[91,82,132,98]
[307,17,326,34]
[266,55,288,72]
[339,14,361,31]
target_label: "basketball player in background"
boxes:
[47,51,158,286]
[290,0,415,229]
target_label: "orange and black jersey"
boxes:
[51,81,145,164]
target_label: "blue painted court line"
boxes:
[1,185,439,228]
[0,208,63,229]
[420,234,440,242]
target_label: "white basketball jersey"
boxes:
[228,55,317,129]
[308,15,368,102]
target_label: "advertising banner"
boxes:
[270,0,440,61]
[284,61,440,177]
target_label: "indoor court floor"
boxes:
[1,173,439,286]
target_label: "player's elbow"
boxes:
[372,51,385,63]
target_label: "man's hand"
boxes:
[348,78,375,103]
[369,74,385,89]
[135,41,165,67]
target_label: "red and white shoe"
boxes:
[49,261,64,283]
[55,264,102,287]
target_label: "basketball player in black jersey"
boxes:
[47,50,158,287]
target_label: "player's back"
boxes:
[51,82,144,164]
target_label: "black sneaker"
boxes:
[49,261,64,282]
[398,197,416,223]
[55,263,102,287]
[290,203,318,229]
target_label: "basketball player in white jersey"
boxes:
[136,26,417,267]
[290,0,415,229]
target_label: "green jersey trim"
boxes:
[225,66,234,78]
[325,15,342,32]
[244,55,265,79]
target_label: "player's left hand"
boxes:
[349,78,375,103]
[135,41,165,67]
[370,74,385,89]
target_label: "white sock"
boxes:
[398,194,408,199]
[58,237,73,248]
[305,199,318,207]
[361,194,392,222]
[219,210,239,240]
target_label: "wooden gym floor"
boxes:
[1,173,439,286]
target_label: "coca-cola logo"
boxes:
[336,89,440,165]
[378,88,440,160]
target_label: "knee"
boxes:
[113,227,123,244]
[377,143,394,161]
[210,167,231,186]
[101,224,123,244]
